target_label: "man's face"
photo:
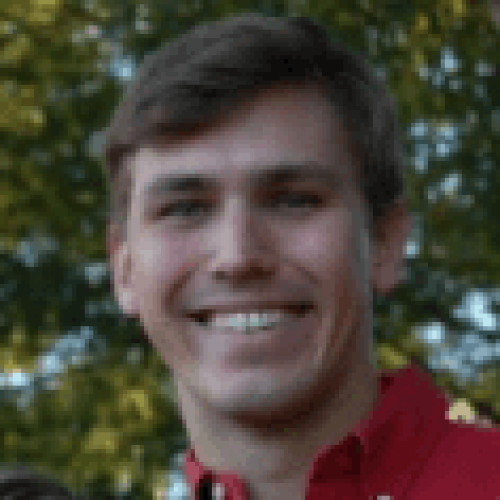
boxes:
[111,82,407,421]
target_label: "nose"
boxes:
[208,197,278,284]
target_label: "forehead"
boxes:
[130,82,359,196]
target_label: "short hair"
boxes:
[102,13,406,245]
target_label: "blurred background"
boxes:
[1,0,499,498]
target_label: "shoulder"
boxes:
[409,417,500,499]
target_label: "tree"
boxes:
[1,0,498,498]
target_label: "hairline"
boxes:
[120,80,374,238]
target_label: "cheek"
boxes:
[284,217,354,277]
[134,233,191,294]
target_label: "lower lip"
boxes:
[189,308,316,357]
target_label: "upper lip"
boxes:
[185,300,313,318]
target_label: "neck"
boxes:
[176,354,379,500]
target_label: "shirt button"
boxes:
[212,483,225,500]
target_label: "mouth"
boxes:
[185,303,318,361]
[187,303,314,328]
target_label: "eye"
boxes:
[156,201,211,219]
[269,192,324,211]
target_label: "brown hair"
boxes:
[102,13,406,248]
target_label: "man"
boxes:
[103,13,500,500]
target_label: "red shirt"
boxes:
[184,362,500,499]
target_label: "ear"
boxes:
[371,197,413,297]
[491,0,500,29]
[107,223,140,320]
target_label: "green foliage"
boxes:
[1,0,498,498]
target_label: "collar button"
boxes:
[212,482,225,500]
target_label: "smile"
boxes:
[190,305,313,334]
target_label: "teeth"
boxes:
[201,310,295,331]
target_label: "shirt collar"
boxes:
[184,362,451,499]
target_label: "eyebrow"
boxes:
[140,161,341,202]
